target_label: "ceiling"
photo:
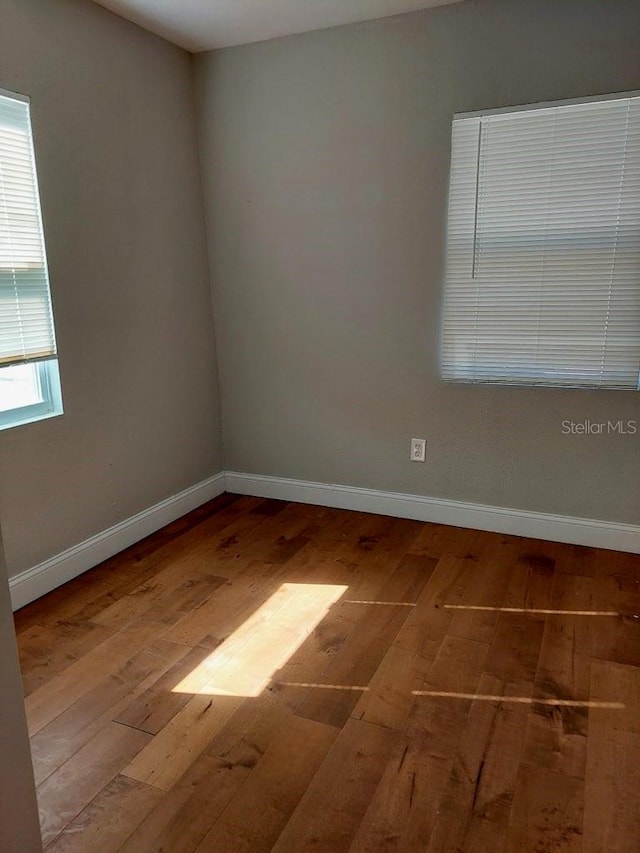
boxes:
[91,0,464,53]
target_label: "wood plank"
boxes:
[121,693,244,790]
[159,559,285,648]
[37,722,151,847]
[484,613,545,683]
[407,522,483,560]
[583,659,640,852]
[203,685,293,768]
[590,549,640,667]
[197,512,381,758]
[118,754,252,853]
[423,674,530,853]
[13,494,254,633]
[194,715,337,853]
[445,535,518,645]
[18,618,114,696]
[25,620,167,735]
[198,518,380,763]
[113,641,216,735]
[124,493,245,562]
[122,575,351,790]
[91,567,225,630]
[45,776,160,853]
[13,561,149,635]
[348,729,450,853]
[349,644,429,732]
[409,632,491,726]
[159,504,332,648]
[508,764,584,851]
[192,499,327,580]
[508,542,557,608]
[175,581,348,698]
[272,718,402,853]
[30,639,189,786]
[523,573,594,779]
[370,634,492,848]
[294,553,435,728]
[393,554,468,660]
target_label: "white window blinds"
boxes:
[0,91,57,367]
[441,93,640,389]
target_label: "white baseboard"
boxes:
[9,473,225,611]
[9,469,639,611]
[225,471,640,555]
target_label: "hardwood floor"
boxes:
[14,493,640,852]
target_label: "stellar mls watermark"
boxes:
[561,419,637,435]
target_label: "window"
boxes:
[441,92,640,389]
[0,89,62,429]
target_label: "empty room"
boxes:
[1,0,639,850]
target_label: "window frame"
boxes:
[451,89,640,121]
[0,359,63,431]
[0,86,63,429]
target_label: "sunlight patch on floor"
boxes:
[276,681,369,691]
[442,605,619,616]
[344,599,417,607]
[172,582,347,697]
[412,690,624,709]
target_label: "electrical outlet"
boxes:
[410,438,426,462]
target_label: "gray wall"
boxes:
[196,0,640,525]
[0,0,222,577]
[0,531,42,852]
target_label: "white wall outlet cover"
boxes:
[410,438,426,462]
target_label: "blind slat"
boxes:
[442,94,640,390]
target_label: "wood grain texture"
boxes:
[14,494,640,851]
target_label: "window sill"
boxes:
[0,405,63,432]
